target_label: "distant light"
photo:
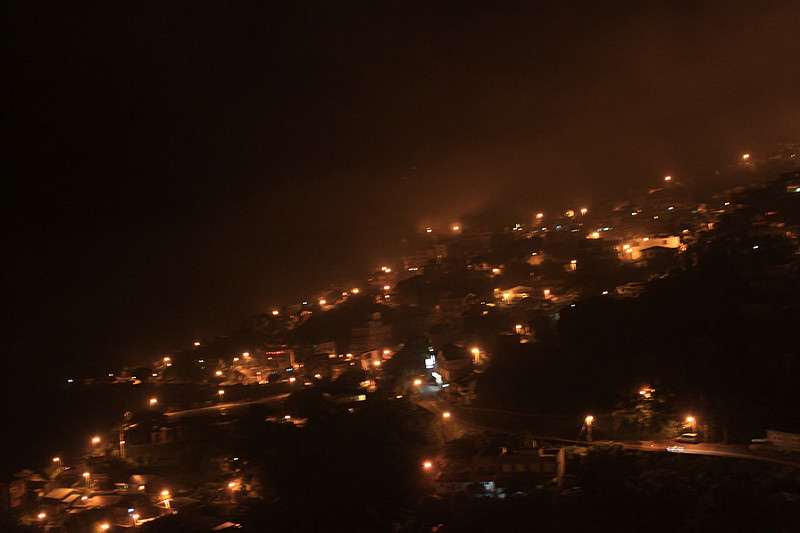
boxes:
[413,379,422,386]
[383,349,391,355]
[194,341,201,346]
[149,398,157,406]
[425,227,432,233]
[543,289,551,297]
[492,268,501,274]
[284,414,291,419]
[314,373,322,379]
[243,352,249,357]
[502,292,510,299]
[228,482,236,488]
[623,244,630,250]
[83,472,90,478]
[535,213,544,219]
[215,370,223,376]
[383,285,391,290]
[319,299,326,305]
[580,208,588,215]
[570,259,577,264]
[163,357,170,363]
[742,153,750,160]
[52,457,60,463]
[668,206,674,210]
[272,310,279,316]
[218,390,225,395]
[585,416,594,424]
[471,347,480,355]
[91,437,100,444]
[233,357,239,362]
[686,416,695,423]
[442,411,451,419]
[602,291,609,295]
[565,210,575,217]
[67,379,73,383]
[631,212,638,216]
[452,224,460,231]
[373,360,381,366]
[423,461,433,469]
[289,377,296,383]
[161,490,170,498]
[352,288,360,294]
[100,524,109,531]
[38,513,46,519]
[664,175,672,182]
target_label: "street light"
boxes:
[83,472,91,490]
[53,457,61,468]
[149,398,157,407]
[161,490,170,509]
[91,436,101,445]
[442,411,451,419]
[585,415,594,442]
[413,379,422,386]
[423,461,433,469]
[218,390,225,402]
[227,481,236,504]
[686,416,697,433]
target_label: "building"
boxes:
[435,344,473,383]
[0,477,27,511]
[435,447,565,496]
[403,244,448,272]
[766,429,800,452]
[349,315,393,360]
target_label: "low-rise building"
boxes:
[435,447,565,496]
[766,429,800,452]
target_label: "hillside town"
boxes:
[4,162,800,532]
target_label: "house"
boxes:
[39,488,84,519]
[435,344,473,383]
[494,286,534,305]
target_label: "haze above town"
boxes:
[4,1,800,377]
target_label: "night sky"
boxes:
[3,1,799,377]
